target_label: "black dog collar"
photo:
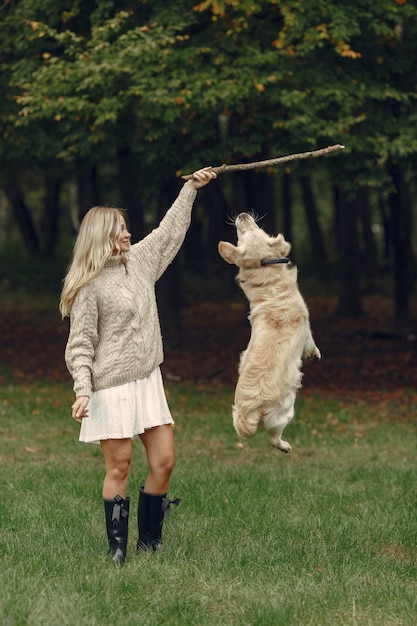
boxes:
[260,258,290,266]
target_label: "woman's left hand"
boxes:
[190,167,217,189]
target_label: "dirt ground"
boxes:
[161,295,417,402]
[1,294,416,403]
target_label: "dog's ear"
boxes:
[218,241,241,265]
[269,234,291,258]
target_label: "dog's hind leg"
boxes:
[264,395,296,453]
[269,425,292,453]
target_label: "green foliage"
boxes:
[1,0,417,320]
[2,0,417,186]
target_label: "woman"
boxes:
[60,167,217,563]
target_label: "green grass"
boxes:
[1,382,416,625]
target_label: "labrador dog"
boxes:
[218,213,321,452]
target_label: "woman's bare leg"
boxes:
[139,424,175,494]
[100,438,132,499]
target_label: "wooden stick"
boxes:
[181,144,345,180]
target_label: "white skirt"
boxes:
[79,367,174,444]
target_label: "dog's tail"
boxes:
[232,405,259,439]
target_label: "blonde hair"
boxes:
[59,206,128,318]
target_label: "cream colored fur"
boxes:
[218,213,321,452]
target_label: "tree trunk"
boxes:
[117,147,145,241]
[334,186,363,317]
[42,176,62,256]
[357,187,378,289]
[76,162,100,221]
[249,170,277,235]
[231,171,250,214]
[299,173,329,281]
[4,180,39,254]
[388,164,413,323]
[205,181,232,265]
[378,197,391,265]
[282,171,293,257]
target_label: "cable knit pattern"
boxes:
[65,181,197,398]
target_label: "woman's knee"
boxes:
[151,451,175,479]
[111,455,132,481]
[102,440,132,480]
[163,451,175,475]
[140,425,175,477]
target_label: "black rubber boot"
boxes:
[137,486,180,552]
[104,494,130,564]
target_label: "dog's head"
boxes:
[218,213,291,269]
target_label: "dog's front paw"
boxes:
[305,347,321,361]
[312,347,321,361]
[270,437,292,453]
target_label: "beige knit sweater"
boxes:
[65,181,197,398]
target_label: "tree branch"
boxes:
[181,144,345,180]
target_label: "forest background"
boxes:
[1,0,417,391]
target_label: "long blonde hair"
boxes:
[59,206,128,318]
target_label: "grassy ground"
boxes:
[1,381,416,625]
